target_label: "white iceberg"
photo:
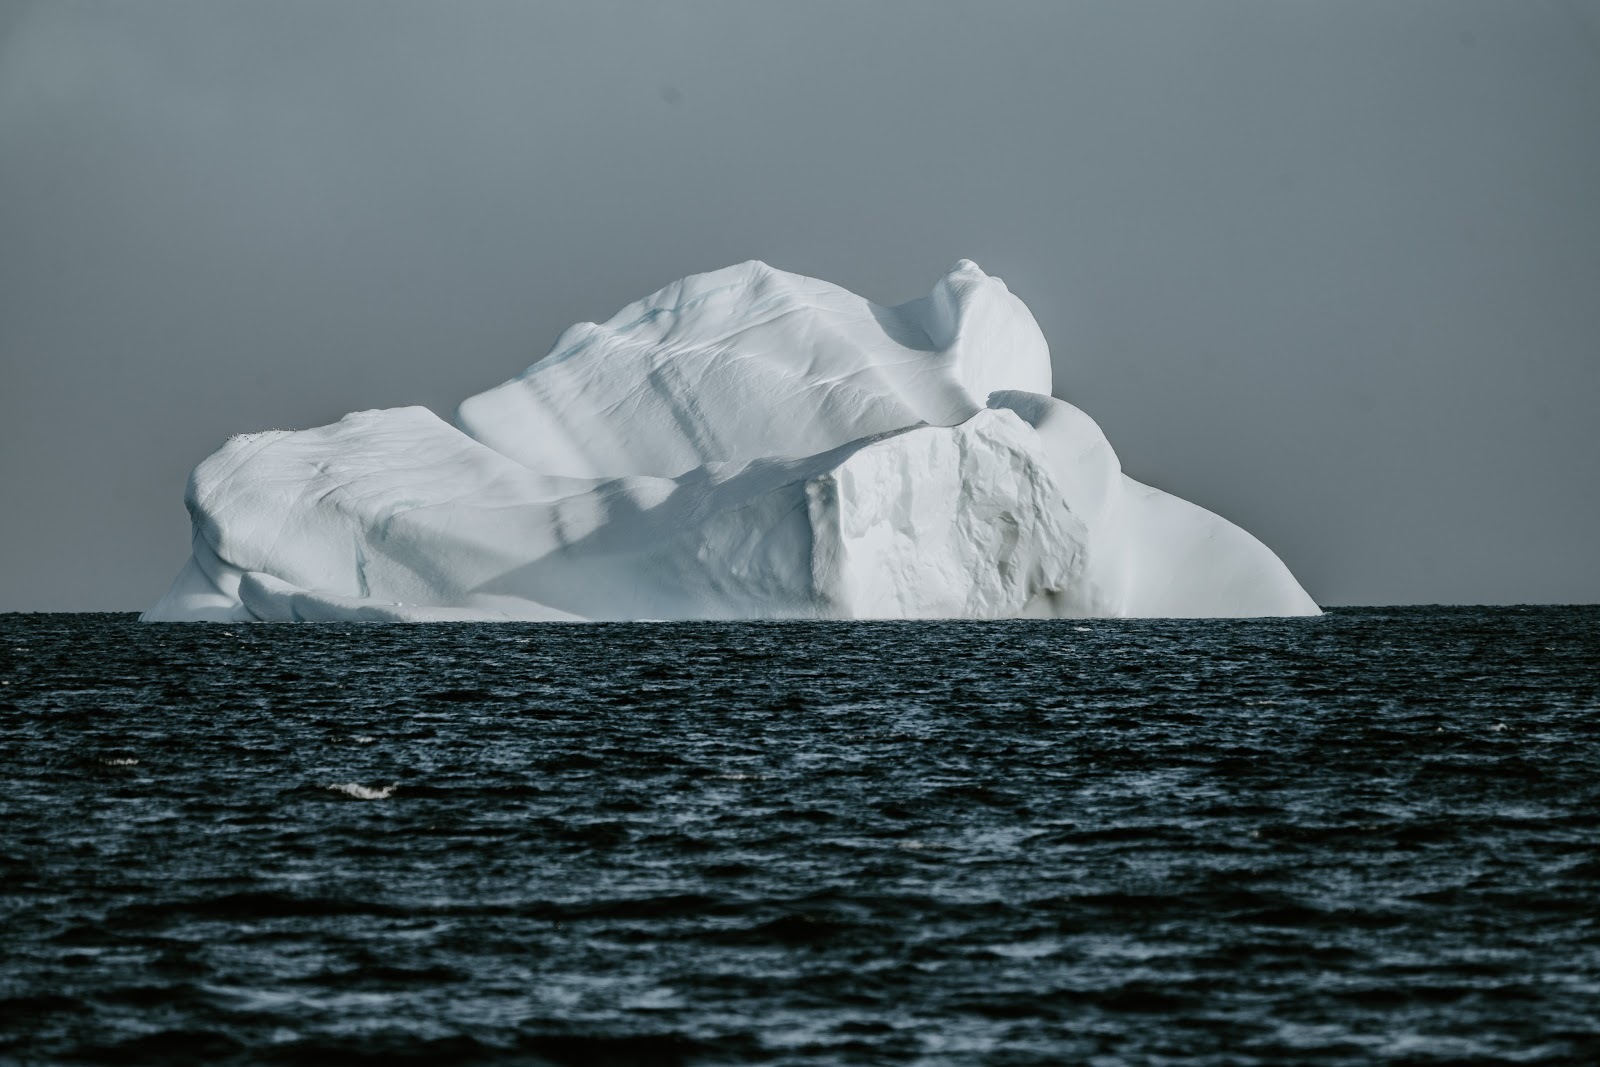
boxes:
[144,260,1319,622]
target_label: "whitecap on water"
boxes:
[326,782,396,800]
[101,758,139,766]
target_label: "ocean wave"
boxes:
[325,782,396,800]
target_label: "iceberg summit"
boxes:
[144,260,1320,622]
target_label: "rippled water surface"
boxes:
[2,608,1599,1065]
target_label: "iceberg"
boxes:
[144,260,1319,622]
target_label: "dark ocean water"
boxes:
[2,608,1598,1066]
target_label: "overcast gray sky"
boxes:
[1,0,1597,611]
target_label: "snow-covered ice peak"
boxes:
[144,260,1319,622]
[454,259,1052,479]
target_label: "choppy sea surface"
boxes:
[2,608,1598,1065]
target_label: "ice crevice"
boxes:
[143,259,1319,622]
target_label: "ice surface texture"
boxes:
[144,260,1318,621]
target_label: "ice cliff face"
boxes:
[144,260,1319,621]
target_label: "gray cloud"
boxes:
[2,0,1597,609]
